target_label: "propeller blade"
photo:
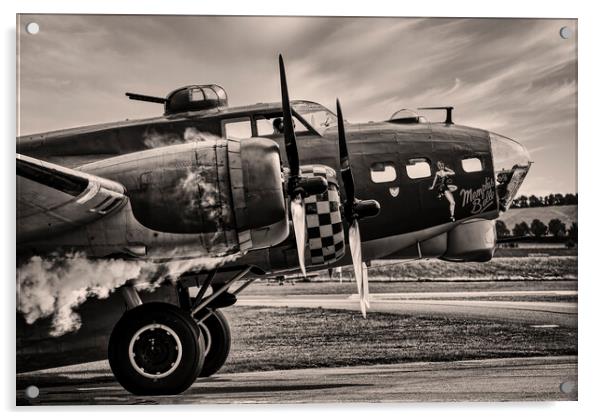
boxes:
[362,262,370,309]
[336,99,376,317]
[290,194,307,277]
[279,54,299,177]
[278,56,329,278]
[336,99,355,209]
[349,219,367,318]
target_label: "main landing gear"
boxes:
[108,266,254,395]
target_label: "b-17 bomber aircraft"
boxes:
[16,56,531,395]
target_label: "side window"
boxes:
[370,162,397,183]
[461,157,483,173]
[256,117,278,136]
[255,115,309,136]
[223,118,252,139]
[406,158,432,179]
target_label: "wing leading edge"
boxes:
[17,154,128,243]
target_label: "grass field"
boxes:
[220,306,576,374]
[499,204,577,228]
[494,247,576,257]
[308,256,577,281]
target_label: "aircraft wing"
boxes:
[17,154,128,243]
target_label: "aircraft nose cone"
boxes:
[490,132,532,211]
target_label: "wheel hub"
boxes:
[128,323,183,379]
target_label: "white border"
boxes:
[3,0,598,418]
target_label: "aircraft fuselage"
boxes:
[17,101,509,270]
[16,99,531,372]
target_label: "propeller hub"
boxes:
[353,199,381,220]
[345,199,381,221]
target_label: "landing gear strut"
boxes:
[188,267,253,377]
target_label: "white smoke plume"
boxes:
[17,251,242,337]
[142,127,221,148]
[183,127,220,143]
[142,130,182,149]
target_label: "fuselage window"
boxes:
[406,158,432,179]
[223,118,252,140]
[370,162,397,183]
[461,157,483,173]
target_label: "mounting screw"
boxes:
[25,385,39,399]
[26,22,40,35]
[559,26,573,39]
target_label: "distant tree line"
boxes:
[496,219,577,246]
[510,193,578,208]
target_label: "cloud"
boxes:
[18,16,576,195]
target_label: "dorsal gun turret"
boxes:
[125,84,228,115]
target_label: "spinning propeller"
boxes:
[279,55,328,276]
[336,99,381,317]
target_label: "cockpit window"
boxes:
[255,115,309,136]
[292,101,337,136]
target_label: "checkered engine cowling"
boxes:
[300,165,346,266]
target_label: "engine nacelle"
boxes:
[81,137,288,254]
[440,219,496,262]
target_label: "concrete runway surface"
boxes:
[16,290,577,405]
[17,356,576,404]
[237,291,578,328]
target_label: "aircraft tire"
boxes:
[196,309,231,377]
[108,302,204,395]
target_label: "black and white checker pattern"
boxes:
[300,165,346,266]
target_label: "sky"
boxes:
[17,15,577,197]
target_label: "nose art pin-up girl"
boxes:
[429,161,458,221]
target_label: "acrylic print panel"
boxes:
[16,15,577,405]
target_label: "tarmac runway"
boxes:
[16,289,577,405]
[17,356,577,404]
[237,290,578,328]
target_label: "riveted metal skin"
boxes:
[17,137,287,258]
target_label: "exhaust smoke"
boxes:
[17,251,242,337]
